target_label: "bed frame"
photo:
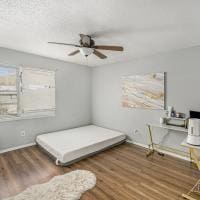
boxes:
[37,139,126,166]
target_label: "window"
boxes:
[20,68,55,116]
[0,66,18,119]
[0,65,55,121]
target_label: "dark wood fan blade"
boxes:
[68,49,80,56]
[48,42,80,47]
[93,50,107,59]
[94,45,123,51]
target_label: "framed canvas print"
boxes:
[122,72,165,109]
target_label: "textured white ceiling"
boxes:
[0,0,200,67]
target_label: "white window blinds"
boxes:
[21,68,55,115]
[0,67,18,116]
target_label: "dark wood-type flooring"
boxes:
[0,143,200,200]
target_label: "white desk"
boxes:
[148,123,188,133]
[146,123,188,157]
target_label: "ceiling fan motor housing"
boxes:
[80,35,95,47]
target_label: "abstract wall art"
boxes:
[122,72,165,109]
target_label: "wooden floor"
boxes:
[0,143,200,200]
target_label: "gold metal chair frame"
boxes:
[182,148,200,200]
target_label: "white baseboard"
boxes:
[126,140,190,162]
[127,140,149,149]
[0,140,190,162]
[0,142,36,154]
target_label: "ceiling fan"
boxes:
[48,34,124,59]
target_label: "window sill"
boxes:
[0,113,55,123]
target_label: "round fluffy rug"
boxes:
[4,170,96,200]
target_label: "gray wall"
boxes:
[92,47,200,151]
[1,46,200,152]
[0,47,92,150]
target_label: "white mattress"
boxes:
[36,125,126,164]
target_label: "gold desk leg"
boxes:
[146,125,155,157]
[189,148,192,163]
[146,146,155,157]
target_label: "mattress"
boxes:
[36,125,126,164]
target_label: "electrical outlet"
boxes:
[133,129,139,135]
[20,130,26,137]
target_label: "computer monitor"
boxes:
[190,110,200,119]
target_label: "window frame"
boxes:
[0,65,56,122]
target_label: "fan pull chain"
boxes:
[86,56,89,67]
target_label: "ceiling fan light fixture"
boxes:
[48,34,124,59]
[79,47,94,57]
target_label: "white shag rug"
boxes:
[3,170,96,200]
